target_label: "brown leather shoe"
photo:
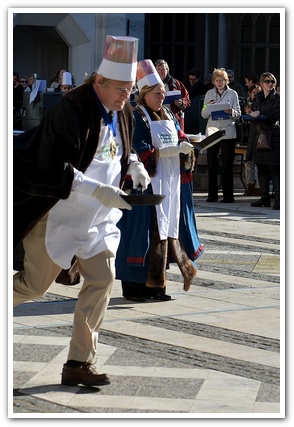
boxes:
[61,363,110,386]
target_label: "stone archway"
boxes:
[13,13,92,86]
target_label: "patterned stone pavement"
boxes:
[10,193,284,418]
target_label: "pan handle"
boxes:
[136,184,143,195]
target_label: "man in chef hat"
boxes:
[13,35,150,387]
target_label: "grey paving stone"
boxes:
[13,343,65,362]
[256,382,280,402]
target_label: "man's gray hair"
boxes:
[154,59,169,72]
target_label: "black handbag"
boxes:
[256,129,273,151]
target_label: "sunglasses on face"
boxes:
[20,80,28,84]
[263,80,275,84]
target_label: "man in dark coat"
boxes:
[227,68,245,99]
[185,68,206,100]
[13,35,151,387]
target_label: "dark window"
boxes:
[269,48,280,78]
[239,13,280,83]
[255,47,266,74]
[145,12,280,85]
[162,14,173,42]
[270,15,280,43]
[256,15,267,43]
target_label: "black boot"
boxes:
[251,169,270,207]
[271,174,280,210]
[145,287,172,301]
[121,281,147,302]
[272,200,280,210]
[250,197,271,207]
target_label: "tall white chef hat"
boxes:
[61,71,72,86]
[97,35,139,82]
[136,59,163,92]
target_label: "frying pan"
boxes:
[192,129,226,153]
[121,185,165,206]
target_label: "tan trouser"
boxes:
[13,214,115,364]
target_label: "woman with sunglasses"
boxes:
[19,76,31,93]
[246,72,280,209]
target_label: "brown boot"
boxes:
[168,238,198,292]
[61,363,110,386]
[146,232,168,288]
[244,183,255,196]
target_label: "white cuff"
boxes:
[72,168,99,195]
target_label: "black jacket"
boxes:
[187,80,206,100]
[13,83,135,249]
[246,89,280,165]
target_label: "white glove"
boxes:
[92,182,132,210]
[179,141,194,154]
[158,141,194,158]
[127,161,151,190]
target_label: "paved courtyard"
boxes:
[11,192,284,418]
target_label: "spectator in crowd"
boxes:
[19,76,31,93]
[243,84,262,196]
[204,73,214,92]
[246,72,280,210]
[184,69,206,134]
[227,68,245,99]
[60,71,73,92]
[116,59,203,302]
[13,71,22,114]
[49,69,67,91]
[185,68,206,100]
[244,85,262,114]
[13,71,23,129]
[13,35,151,387]
[244,71,260,98]
[154,59,191,130]
[27,73,37,91]
[201,68,241,203]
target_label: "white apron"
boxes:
[45,123,126,269]
[140,106,181,240]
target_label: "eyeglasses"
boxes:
[20,80,28,84]
[113,86,133,95]
[263,80,275,84]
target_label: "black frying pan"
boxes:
[121,185,165,206]
[193,129,226,153]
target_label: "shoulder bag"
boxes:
[255,129,273,151]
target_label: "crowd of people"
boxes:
[13,69,75,116]
[13,69,76,133]
[14,62,280,208]
[13,34,280,387]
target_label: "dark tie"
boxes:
[108,111,113,122]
